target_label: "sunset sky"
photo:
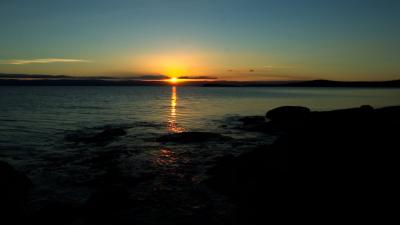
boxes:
[0,0,399,81]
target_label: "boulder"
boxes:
[157,132,232,143]
[266,106,310,121]
[313,105,374,119]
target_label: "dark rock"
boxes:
[0,161,32,224]
[206,105,400,224]
[157,132,232,143]
[266,106,310,121]
[313,105,374,120]
[264,106,311,131]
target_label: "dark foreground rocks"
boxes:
[206,105,400,224]
[0,161,33,225]
[157,131,232,143]
[3,105,399,224]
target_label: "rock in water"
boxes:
[0,161,32,224]
[266,106,310,121]
[157,132,231,143]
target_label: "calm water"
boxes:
[0,86,399,150]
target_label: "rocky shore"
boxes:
[206,105,399,223]
[1,105,399,225]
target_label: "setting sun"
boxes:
[168,77,179,84]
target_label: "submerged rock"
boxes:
[0,161,32,224]
[157,132,232,143]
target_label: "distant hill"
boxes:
[283,79,400,88]
[203,79,400,88]
[1,73,399,87]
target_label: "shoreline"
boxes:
[1,104,399,224]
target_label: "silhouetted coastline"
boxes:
[1,104,398,224]
[1,73,400,87]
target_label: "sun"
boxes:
[168,77,179,84]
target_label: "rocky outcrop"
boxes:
[206,105,400,224]
[265,106,310,121]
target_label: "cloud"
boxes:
[0,58,92,65]
[0,74,70,79]
[0,73,170,81]
[178,76,218,80]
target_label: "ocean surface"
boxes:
[0,86,399,223]
[1,86,399,149]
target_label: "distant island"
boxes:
[0,73,399,87]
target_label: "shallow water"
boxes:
[0,86,399,224]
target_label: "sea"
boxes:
[0,86,399,223]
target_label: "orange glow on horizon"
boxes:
[167,77,180,84]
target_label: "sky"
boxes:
[0,0,399,81]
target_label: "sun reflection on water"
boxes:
[167,86,185,133]
[155,148,177,166]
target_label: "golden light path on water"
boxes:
[155,86,185,167]
[167,86,185,133]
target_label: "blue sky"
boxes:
[0,0,399,80]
